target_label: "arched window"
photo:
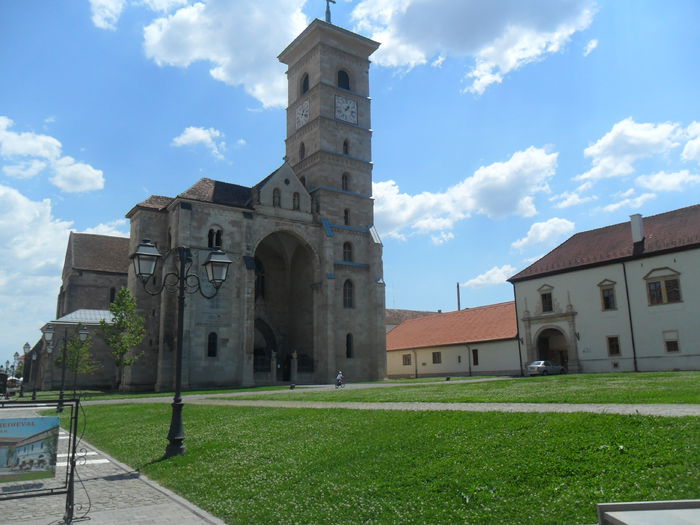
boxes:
[300,176,306,187]
[207,332,217,357]
[344,208,350,225]
[209,228,222,248]
[343,280,354,308]
[255,258,265,299]
[346,333,354,358]
[343,242,353,262]
[341,173,349,191]
[293,192,300,210]
[272,188,281,208]
[338,70,350,90]
[301,73,309,95]
[299,142,306,160]
[343,139,349,155]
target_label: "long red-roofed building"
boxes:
[386,302,521,378]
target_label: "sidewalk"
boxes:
[1,407,225,525]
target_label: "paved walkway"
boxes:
[1,406,225,525]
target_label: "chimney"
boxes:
[630,214,644,243]
[630,213,645,255]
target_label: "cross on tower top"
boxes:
[325,0,336,24]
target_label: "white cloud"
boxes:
[143,0,308,108]
[636,170,700,192]
[682,121,700,163]
[3,159,48,178]
[172,126,226,159]
[0,116,105,192]
[511,217,575,251]
[577,118,682,181]
[431,232,454,245]
[463,264,517,288]
[89,0,126,30]
[550,191,597,209]
[82,219,130,237]
[373,146,557,240]
[50,156,105,192]
[352,0,596,94]
[601,192,655,213]
[0,185,73,355]
[583,38,598,56]
[141,0,189,12]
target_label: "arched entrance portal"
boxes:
[253,231,316,383]
[536,328,569,369]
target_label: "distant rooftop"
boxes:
[52,309,113,325]
[509,204,700,282]
[387,302,517,351]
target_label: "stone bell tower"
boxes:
[278,19,378,229]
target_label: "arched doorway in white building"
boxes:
[253,231,316,383]
[535,328,571,370]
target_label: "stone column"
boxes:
[290,351,298,384]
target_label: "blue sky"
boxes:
[2,0,700,366]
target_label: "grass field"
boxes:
[74,403,700,525]
[228,371,700,404]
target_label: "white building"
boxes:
[508,205,700,373]
[386,302,520,378]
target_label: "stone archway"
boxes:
[536,328,570,368]
[253,231,316,383]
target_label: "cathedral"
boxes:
[122,19,386,390]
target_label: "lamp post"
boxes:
[131,239,232,458]
[42,324,87,412]
[31,351,38,400]
[71,327,90,397]
[20,343,30,397]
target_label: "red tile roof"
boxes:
[509,204,700,282]
[179,178,252,208]
[387,302,517,351]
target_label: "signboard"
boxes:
[0,417,60,483]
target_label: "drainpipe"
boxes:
[413,350,418,379]
[622,262,639,372]
[512,283,524,376]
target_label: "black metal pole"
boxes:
[64,399,80,524]
[165,247,187,458]
[58,330,68,412]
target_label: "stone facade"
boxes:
[123,20,386,391]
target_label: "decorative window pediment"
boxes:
[597,279,617,288]
[537,284,553,293]
[643,267,680,281]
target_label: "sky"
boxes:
[1,0,700,367]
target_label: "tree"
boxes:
[99,288,145,391]
[54,330,100,392]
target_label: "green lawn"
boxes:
[74,403,699,525]
[227,371,700,404]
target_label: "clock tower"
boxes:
[278,19,379,227]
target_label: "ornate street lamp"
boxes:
[71,327,90,396]
[131,239,232,458]
[20,343,30,397]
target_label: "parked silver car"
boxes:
[527,360,566,376]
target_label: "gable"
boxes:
[257,163,311,213]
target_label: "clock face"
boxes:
[335,95,357,124]
[295,100,309,129]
